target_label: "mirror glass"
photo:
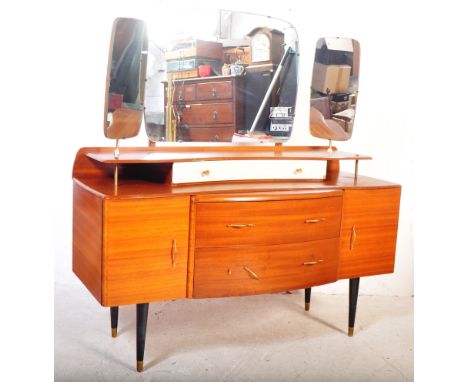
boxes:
[104,18,148,139]
[143,10,298,143]
[309,37,360,141]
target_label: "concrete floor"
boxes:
[55,283,413,382]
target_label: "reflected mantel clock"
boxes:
[72,14,401,373]
[248,27,285,72]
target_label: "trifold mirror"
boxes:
[104,11,299,144]
[309,37,360,141]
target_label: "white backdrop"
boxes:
[3,0,468,379]
[51,0,416,296]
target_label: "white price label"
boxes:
[270,124,291,132]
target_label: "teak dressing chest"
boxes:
[73,13,401,373]
[72,145,401,372]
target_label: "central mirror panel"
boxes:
[143,10,298,143]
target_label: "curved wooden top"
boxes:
[83,146,371,164]
[72,146,397,200]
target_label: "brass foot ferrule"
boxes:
[111,328,117,338]
[305,302,310,311]
[348,327,354,337]
[136,361,144,372]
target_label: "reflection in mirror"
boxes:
[143,10,298,143]
[104,18,148,140]
[309,37,360,141]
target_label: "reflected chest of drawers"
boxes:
[72,146,401,372]
[164,76,245,142]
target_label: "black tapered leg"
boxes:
[348,278,360,336]
[304,288,311,311]
[136,303,149,372]
[110,307,119,338]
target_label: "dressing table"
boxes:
[72,13,401,372]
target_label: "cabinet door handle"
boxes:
[303,260,323,266]
[171,239,178,267]
[350,225,357,250]
[243,266,260,280]
[201,170,210,177]
[294,168,303,175]
[212,111,218,120]
[211,88,217,97]
[226,224,254,228]
[304,218,325,224]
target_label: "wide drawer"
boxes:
[183,126,235,142]
[193,238,340,298]
[196,81,233,100]
[195,194,343,247]
[181,103,233,125]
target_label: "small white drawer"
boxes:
[172,160,327,184]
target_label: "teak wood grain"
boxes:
[193,238,340,298]
[195,194,343,248]
[80,146,370,164]
[338,188,401,279]
[102,196,190,306]
[73,183,103,302]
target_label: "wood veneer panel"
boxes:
[193,238,340,298]
[195,195,343,248]
[338,188,401,279]
[85,147,370,164]
[72,182,103,303]
[75,174,399,200]
[102,196,190,306]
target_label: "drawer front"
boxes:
[195,196,343,247]
[338,188,401,279]
[181,103,233,125]
[173,84,196,103]
[193,238,339,298]
[185,126,235,142]
[172,160,327,184]
[102,197,190,306]
[196,81,233,100]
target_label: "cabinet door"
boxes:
[102,197,190,306]
[338,188,401,279]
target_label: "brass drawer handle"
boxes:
[212,110,218,120]
[350,225,357,250]
[243,266,260,280]
[201,170,210,177]
[303,260,323,266]
[304,218,325,224]
[226,224,254,228]
[171,239,178,267]
[294,168,303,175]
[211,88,217,97]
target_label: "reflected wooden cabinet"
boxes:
[165,76,245,142]
[72,146,401,372]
